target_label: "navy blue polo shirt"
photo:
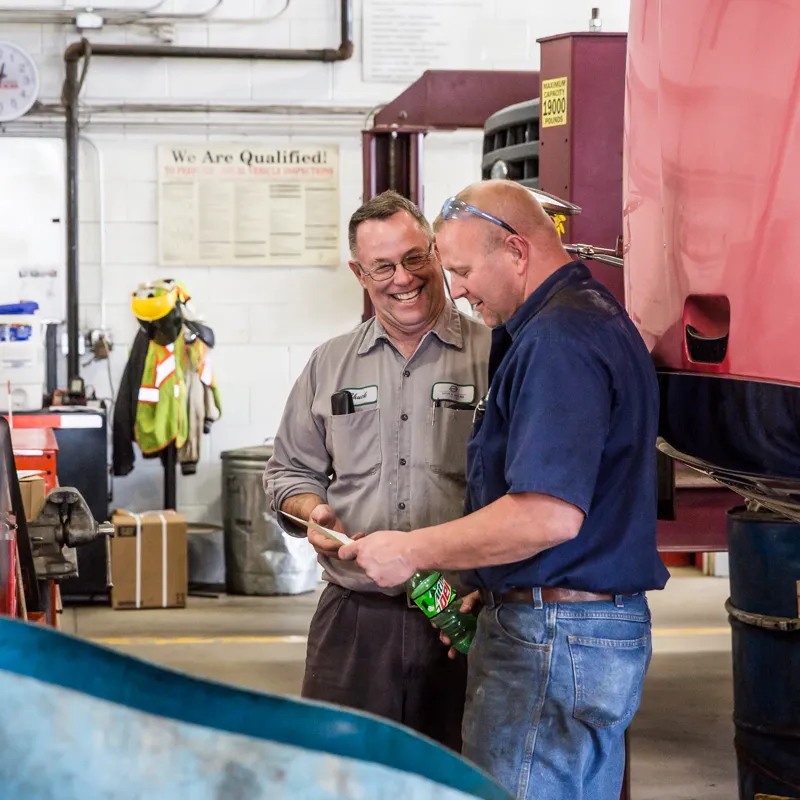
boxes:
[462,262,670,595]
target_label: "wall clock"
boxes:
[0,42,40,123]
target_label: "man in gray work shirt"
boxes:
[264,190,489,749]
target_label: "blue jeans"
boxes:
[462,592,651,800]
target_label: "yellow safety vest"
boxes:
[135,341,188,455]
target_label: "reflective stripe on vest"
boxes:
[155,354,176,387]
[138,386,160,404]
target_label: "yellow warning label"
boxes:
[541,77,568,128]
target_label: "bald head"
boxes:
[456,180,561,250]
[434,180,573,326]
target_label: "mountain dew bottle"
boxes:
[407,571,477,655]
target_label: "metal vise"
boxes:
[26,487,114,581]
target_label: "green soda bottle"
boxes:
[407,571,478,655]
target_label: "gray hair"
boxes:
[348,190,432,257]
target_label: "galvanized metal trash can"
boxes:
[727,508,800,798]
[221,444,319,595]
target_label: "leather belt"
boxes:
[479,587,615,607]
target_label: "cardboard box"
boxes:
[110,510,187,610]
[18,473,46,523]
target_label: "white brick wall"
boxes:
[0,0,631,522]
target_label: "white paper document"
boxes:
[279,511,354,547]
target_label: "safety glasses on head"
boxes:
[440,197,519,236]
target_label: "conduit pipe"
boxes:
[62,0,353,382]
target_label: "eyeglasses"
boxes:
[356,244,434,282]
[441,196,519,236]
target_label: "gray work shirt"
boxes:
[264,301,490,594]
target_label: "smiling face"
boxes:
[435,218,521,328]
[434,180,575,328]
[349,210,446,339]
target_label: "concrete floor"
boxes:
[61,569,737,799]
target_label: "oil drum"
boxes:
[727,508,800,798]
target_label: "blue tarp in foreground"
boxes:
[0,616,510,799]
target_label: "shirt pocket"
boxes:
[329,409,382,478]
[425,407,474,480]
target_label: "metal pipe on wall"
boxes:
[62,0,353,63]
[61,0,354,385]
[0,0,168,20]
[64,58,81,385]
[36,102,371,117]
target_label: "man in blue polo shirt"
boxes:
[340,179,669,799]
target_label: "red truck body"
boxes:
[625,0,800,386]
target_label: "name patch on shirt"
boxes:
[431,382,476,404]
[343,385,378,406]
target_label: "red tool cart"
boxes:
[9,427,58,494]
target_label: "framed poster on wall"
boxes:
[158,143,340,267]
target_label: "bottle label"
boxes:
[412,574,455,618]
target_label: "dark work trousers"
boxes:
[302,582,468,752]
